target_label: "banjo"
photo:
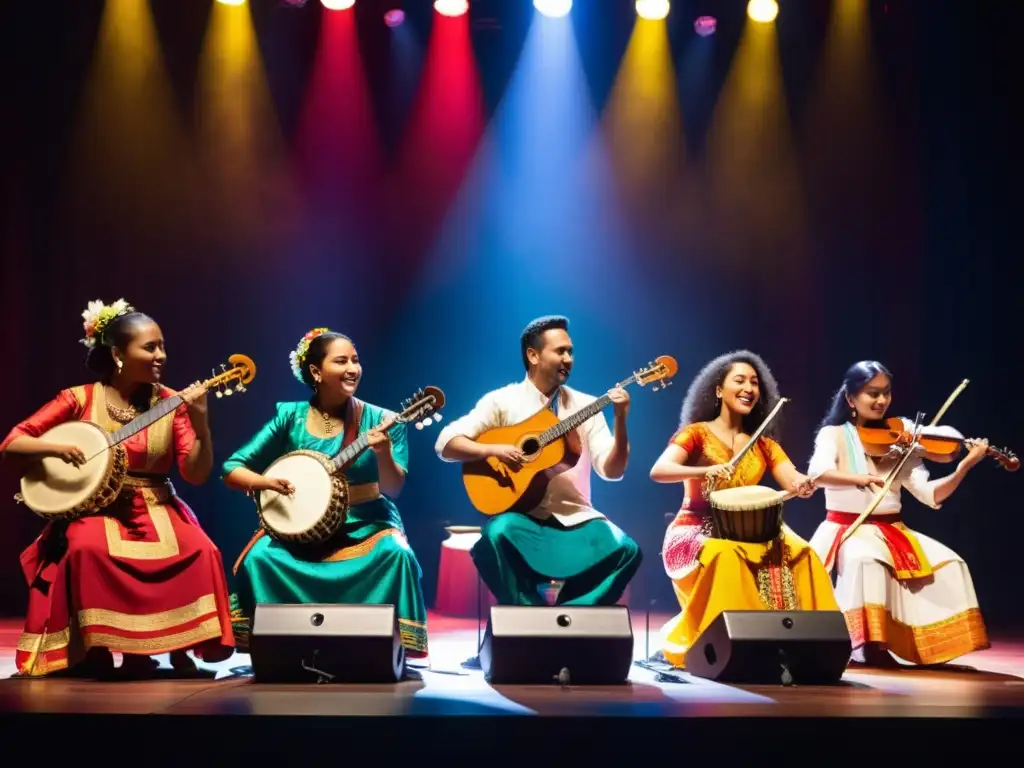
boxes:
[15,354,257,521]
[256,386,444,546]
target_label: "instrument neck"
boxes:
[537,386,626,447]
[331,418,399,472]
[109,394,183,446]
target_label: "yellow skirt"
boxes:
[661,530,840,668]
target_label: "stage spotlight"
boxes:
[747,0,778,23]
[434,0,468,17]
[321,0,355,10]
[384,9,406,26]
[216,0,246,5]
[534,0,572,18]
[694,15,716,35]
[636,0,670,21]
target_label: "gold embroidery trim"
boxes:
[321,528,401,563]
[754,536,798,610]
[845,603,990,665]
[17,652,69,677]
[84,616,224,654]
[78,594,218,633]
[16,627,71,653]
[104,502,180,560]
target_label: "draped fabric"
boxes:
[225,400,429,658]
[659,422,839,669]
[1,383,235,676]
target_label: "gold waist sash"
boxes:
[120,474,174,504]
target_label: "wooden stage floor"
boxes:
[2,611,1022,756]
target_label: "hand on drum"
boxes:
[51,443,87,467]
[260,477,295,496]
[367,428,392,455]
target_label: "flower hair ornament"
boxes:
[80,298,134,349]
[290,327,331,384]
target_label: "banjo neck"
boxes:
[106,393,184,448]
[331,415,400,473]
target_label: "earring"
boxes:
[116,359,123,372]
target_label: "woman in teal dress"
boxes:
[223,328,429,658]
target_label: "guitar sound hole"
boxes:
[520,438,539,456]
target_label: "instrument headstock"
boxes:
[203,354,257,399]
[630,355,678,393]
[986,444,1019,472]
[398,386,446,431]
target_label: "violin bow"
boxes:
[701,397,790,499]
[929,378,968,427]
[834,411,926,554]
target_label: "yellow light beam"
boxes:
[195,0,301,249]
[703,16,808,276]
[63,0,196,257]
[600,17,686,233]
[802,1,885,202]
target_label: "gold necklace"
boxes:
[315,406,339,435]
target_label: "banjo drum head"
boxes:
[20,421,111,515]
[260,452,334,537]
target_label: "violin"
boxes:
[857,417,1019,472]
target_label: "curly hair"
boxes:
[677,349,783,438]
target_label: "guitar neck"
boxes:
[331,418,400,472]
[539,383,632,447]
[108,394,184,446]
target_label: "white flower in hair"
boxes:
[80,298,134,348]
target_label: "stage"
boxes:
[1,611,1022,755]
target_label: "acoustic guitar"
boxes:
[15,354,256,520]
[461,356,678,515]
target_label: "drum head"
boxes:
[20,422,111,515]
[709,484,779,511]
[261,453,334,536]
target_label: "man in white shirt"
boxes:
[434,315,642,606]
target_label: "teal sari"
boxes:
[224,400,428,657]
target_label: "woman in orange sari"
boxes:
[0,299,235,678]
[649,350,838,668]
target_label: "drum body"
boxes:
[258,450,350,545]
[708,486,784,543]
[17,421,127,520]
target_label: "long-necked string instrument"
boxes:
[15,354,257,520]
[834,411,926,551]
[701,397,789,500]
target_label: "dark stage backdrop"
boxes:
[0,1,1018,629]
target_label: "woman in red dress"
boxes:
[0,299,234,677]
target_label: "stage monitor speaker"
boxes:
[249,603,406,683]
[685,610,852,685]
[479,605,634,685]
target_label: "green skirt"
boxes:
[471,513,642,606]
[230,524,429,657]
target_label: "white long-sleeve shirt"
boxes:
[434,377,620,526]
[807,420,940,516]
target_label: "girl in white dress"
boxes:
[807,361,991,666]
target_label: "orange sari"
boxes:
[1,383,234,675]
[659,423,838,668]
